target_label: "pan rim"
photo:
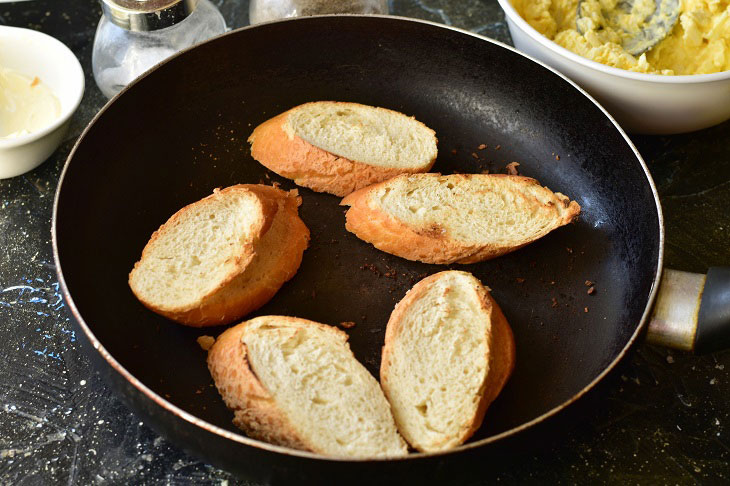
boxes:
[51,14,665,463]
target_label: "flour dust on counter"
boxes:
[0,269,245,484]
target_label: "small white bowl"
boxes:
[497,0,730,134]
[0,25,85,178]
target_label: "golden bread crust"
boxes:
[342,173,580,264]
[207,320,312,451]
[463,281,515,443]
[208,316,392,455]
[248,103,436,197]
[380,271,515,452]
[128,185,310,327]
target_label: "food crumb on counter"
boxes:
[584,306,589,313]
[585,280,593,286]
[516,277,525,284]
[551,297,558,308]
[506,161,520,175]
[478,143,487,150]
[196,335,215,351]
[495,144,501,150]
[587,286,596,295]
[471,152,479,159]
[339,321,356,329]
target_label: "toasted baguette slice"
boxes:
[341,173,580,264]
[207,316,408,458]
[128,185,309,327]
[380,271,515,452]
[248,101,437,196]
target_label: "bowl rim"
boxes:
[496,0,730,84]
[0,25,85,149]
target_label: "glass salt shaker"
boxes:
[92,0,227,99]
[249,0,389,25]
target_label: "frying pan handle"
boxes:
[647,267,730,354]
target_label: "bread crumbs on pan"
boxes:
[197,335,216,351]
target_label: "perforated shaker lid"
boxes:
[101,0,199,32]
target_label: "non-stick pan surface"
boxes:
[53,15,661,484]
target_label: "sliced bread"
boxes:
[380,271,515,452]
[248,101,437,196]
[341,173,580,264]
[128,185,309,327]
[207,316,408,458]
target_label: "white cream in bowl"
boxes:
[0,26,84,178]
[0,66,62,139]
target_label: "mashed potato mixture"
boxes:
[513,0,730,74]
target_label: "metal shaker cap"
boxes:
[101,0,199,32]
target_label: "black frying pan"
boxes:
[53,15,663,484]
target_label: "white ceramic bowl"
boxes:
[497,0,730,134]
[0,26,85,178]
